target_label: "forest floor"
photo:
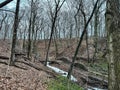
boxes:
[0,38,108,90]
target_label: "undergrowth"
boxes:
[89,59,108,75]
[47,76,83,90]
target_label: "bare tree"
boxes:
[10,0,21,65]
[27,0,38,58]
[3,14,9,41]
[0,13,7,31]
[67,0,100,79]
[93,0,105,62]
[45,0,65,66]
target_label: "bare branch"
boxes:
[57,0,66,12]
[0,8,15,13]
[0,0,13,8]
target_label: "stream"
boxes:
[47,62,107,90]
[47,62,77,82]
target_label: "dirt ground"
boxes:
[0,38,107,90]
[0,63,49,90]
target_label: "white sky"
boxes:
[0,0,26,9]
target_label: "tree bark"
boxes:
[10,0,20,65]
[27,0,33,58]
[106,0,120,90]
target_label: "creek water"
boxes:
[47,62,107,90]
[47,62,77,82]
[88,88,107,90]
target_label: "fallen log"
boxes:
[22,56,31,61]
[0,55,9,59]
[57,56,71,64]
[16,60,58,78]
[74,63,88,71]
[39,60,61,65]
[15,53,26,56]
[80,75,108,89]
[72,56,92,61]
[57,56,88,71]
[72,56,87,60]
[0,76,11,80]
[89,70,108,81]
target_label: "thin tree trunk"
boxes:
[27,15,32,58]
[67,0,99,79]
[45,0,65,66]
[53,31,58,59]
[86,31,90,63]
[45,11,57,66]
[10,0,20,65]
[93,8,99,62]
[27,0,33,58]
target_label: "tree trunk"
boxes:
[86,31,90,63]
[67,0,99,79]
[27,14,32,58]
[45,0,65,66]
[10,0,20,65]
[93,6,99,62]
[27,0,33,58]
[53,31,58,59]
[44,11,57,66]
[106,0,120,90]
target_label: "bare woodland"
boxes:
[0,0,120,90]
